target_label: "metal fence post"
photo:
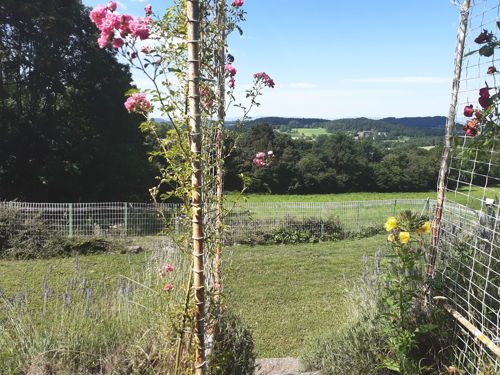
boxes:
[69,203,74,238]
[124,202,128,236]
[356,202,360,227]
[393,199,397,216]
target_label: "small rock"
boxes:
[127,245,143,254]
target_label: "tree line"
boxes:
[224,123,442,194]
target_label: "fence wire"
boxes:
[435,0,500,372]
[0,199,432,242]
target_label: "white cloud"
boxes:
[117,1,127,10]
[341,76,451,84]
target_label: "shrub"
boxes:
[209,304,256,375]
[0,206,23,256]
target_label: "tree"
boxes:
[0,0,153,202]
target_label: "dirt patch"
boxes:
[255,357,319,375]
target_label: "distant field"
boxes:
[281,127,330,138]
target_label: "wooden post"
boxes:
[187,1,206,373]
[427,0,470,279]
[214,0,226,298]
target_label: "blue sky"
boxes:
[82,0,462,119]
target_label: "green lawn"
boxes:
[1,234,385,360]
[227,191,436,202]
[224,235,385,357]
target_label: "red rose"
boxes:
[463,105,474,117]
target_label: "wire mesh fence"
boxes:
[433,0,500,372]
[1,199,433,242]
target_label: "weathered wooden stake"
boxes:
[427,0,470,279]
[187,0,206,373]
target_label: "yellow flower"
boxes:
[421,221,431,234]
[399,232,410,244]
[387,233,395,242]
[384,216,398,231]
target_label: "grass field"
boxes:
[0,234,385,360]
[227,191,436,202]
[224,235,385,357]
[281,127,330,138]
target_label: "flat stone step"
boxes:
[255,358,319,375]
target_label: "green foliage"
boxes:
[224,124,441,194]
[208,305,256,375]
[0,0,154,201]
[0,206,124,259]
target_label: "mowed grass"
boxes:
[2,235,386,360]
[227,191,436,202]
[224,234,385,357]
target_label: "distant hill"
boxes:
[244,116,445,137]
[381,116,446,129]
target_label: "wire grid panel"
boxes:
[0,201,182,237]
[225,199,433,243]
[436,1,500,372]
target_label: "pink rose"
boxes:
[487,66,497,74]
[225,64,237,76]
[254,72,275,88]
[112,37,124,48]
[463,105,474,117]
[141,46,151,54]
[124,92,152,113]
[163,284,174,292]
[106,1,117,11]
[228,78,235,89]
[256,152,266,158]
[232,0,244,7]
[97,32,110,48]
[227,54,234,63]
[89,5,107,27]
[145,4,153,15]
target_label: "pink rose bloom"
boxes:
[475,110,482,120]
[256,152,266,158]
[141,46,151,54]
[227,54,234,63]
[463,105,474,117]
[465,128,477,137]
[97,31,110,48]
[228,78,235,89]
[145,4,152,16]
[254,72,275,88]
[117,14,133,36]
[112,37,124,48]
[487,66,497,74]
[99,13,117,33]
[89,5,107,27]
[225,64,237,76]
[124,93,152,113]
[232,0,244,7]
[163,284,174,292]
[131,51,138,59]
[163,263,174,272]
[106,1,117,11]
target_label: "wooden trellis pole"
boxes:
[187,0,207,373]
[427,0,470,279]
[214,0,226,298]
